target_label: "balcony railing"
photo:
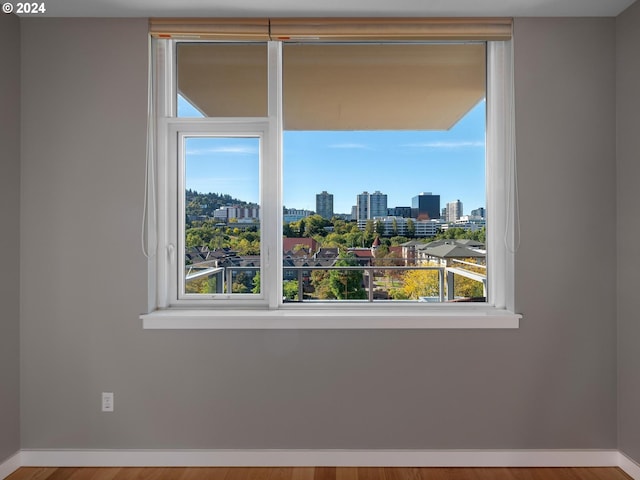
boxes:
[186,262,486,302]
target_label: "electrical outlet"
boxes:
[102,392,114,412]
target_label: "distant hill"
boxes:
[185,189,253,217]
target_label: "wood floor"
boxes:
[6,467,633,480]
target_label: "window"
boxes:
[142,20,519,328]
[282,42,486,303]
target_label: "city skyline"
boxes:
[180,95,486,215]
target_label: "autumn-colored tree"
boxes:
[453,276,484,298]
[451,258,485,298]
[402,269,440,299]
[185,276,217,294]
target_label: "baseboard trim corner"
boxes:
[0,451,21,480]
[619,452,640,479]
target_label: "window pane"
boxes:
[177,43,268,118]
[282,43,486,303]
[183,136,261,296]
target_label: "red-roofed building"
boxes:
[283,237,318,254]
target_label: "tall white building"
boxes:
[446,199,463,223]
[356,192,369,221]
[356,191,388,222]
[369,191,388,218]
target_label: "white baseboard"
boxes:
[1,449,636,479]
[0,452,21,480]
[17,449,621,468]
[619,452,640,479]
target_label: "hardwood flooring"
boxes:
[5,467,633,480]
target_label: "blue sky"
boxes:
[181,96,486,216]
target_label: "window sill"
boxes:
[140,306,521,329]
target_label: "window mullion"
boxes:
[262,40,283,308]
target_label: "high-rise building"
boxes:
[369,191,387,218]
[471,207,486,219]
[446,199,463,223]
[315,191,334,219]
[356,191,388,222]
[356,192,369,221]
[411,192,441,220]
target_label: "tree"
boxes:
[375,219,385,236]
[392,217,398,237]
[329,254,367,300]
[283,280,299,300]
[332,218,350,234]
[375,244,390,258]
[252,271,261,294]
[402,269,440,299]
[345,230,364,248]
[185,231,205,248]
[364,219,376,245]
[451,258,485,299]
[475,226,486,243]
[208,231,227,250]
[322,233,347,248]
[453,275,484,299]
[231,271,253,293]
[305,214,330,237]
[406,218,416,237]
[364,219,375,235]
[185,200,202,217]
[390,236,409,245]
[185,276,217,294]
[185,223,215,247]
[310,269,335,299]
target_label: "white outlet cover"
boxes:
[102,392,114,412]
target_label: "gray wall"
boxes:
[0,13,21,464]
[20,17,618,450]
[617,0,640,464]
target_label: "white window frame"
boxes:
[141,38,520,329]
[174,124,271,306]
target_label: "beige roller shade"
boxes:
[165,18,499,129]
[150,17,511,42]
[150,18,270,40]
[270,17,511,41]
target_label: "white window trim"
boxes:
[173,121,272,307]
[141,39,520,329]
